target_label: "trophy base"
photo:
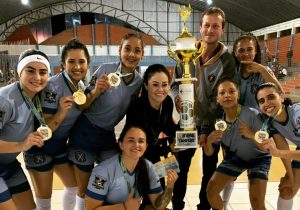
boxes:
[175,130,198,149]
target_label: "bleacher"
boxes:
[280,64,300,102]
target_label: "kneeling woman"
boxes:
[204,78,271,210]
[85,125,178,210]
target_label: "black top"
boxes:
[126,95,179,163]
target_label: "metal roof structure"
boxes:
[167,0,300,31]
[0,0,299,43]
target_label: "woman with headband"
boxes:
[23,39,90,210]
[0,49,49,210]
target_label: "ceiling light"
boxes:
[21,0,29,5]
[207,0,212,5]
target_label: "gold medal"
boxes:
[107,73,121,87]
[215,120,227,131]
[254,130,269,143]
[37,126,52,141]
[73,90,86,105]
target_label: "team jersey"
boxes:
[219,105,271,161]
[0,82,34,164]
[237,65,273,109]
[86,154,162,204]
[270,104,300,147]
[37,72,82,154]
[84,62,142,131]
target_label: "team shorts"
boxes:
[23,151,69,172]
[0,160,31,202]
[216,155,271,180]
[292,147,300,169]
[68,148,117,172]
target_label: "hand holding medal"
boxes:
[254,130,269,143]
[20,90,53,141]
[107,72,121,87]
[37,126,52,141]
[254,105,283,143]
[73,89,86,105]
[107,64,133,87]
[215,119,227,131]
[63,71,87,105]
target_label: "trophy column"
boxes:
[167,4,204,149]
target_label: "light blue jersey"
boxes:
[86,154,162,204]
[39,72,82,154]
[271,104,300,147]
[84,62,142,131]
[220,106,271,161]
[0,82,34,164]
[237,65,272,109]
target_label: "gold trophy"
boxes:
[168,4,204,148]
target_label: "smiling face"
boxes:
[62,49,88,84]
[119,127,147,161]
[145,72,170,109]
[200,14,224,45]
[235,39,256,62]
[119,37,144,72]
[19,62,49,97]
[256,87,284,117]
[216,80,239,109]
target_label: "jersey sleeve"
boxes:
[86,165,110,201]
[0,96,13,131]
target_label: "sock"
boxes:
[76,195,85,210]
[62,186,77,210]
[222,181,234,210]
[35,197,51,210]
[277,196,293,210]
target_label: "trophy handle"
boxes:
[191,42,205,65]
[167,44,182,64]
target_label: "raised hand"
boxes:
[59,95,74,114]
[166,169,178,188]
[18,132,44,151]
[93,74,111,96]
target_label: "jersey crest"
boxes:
[44,90,57,104]
[92,175,106,190]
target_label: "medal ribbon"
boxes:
[63,71,85,92]
[119,155,139,198]
[260,105,284,131]
[18,83,47,126]
[116,64,133,78]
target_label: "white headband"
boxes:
[17,54,50,76]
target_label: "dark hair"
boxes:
[255,82,292,106]
[141,64,171,97]
[200,7,226,29]
[61,38,90,69]
[19,49,48,62]
[119,32,145,52]
[214,77,238,96]
[232,33,261,65]
[118,125,150,198]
